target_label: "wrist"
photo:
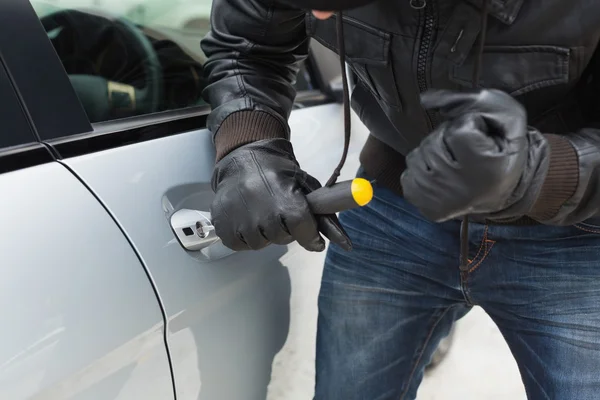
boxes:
[214,111,288,162]
[528,134,579,221]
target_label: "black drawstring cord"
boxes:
[325,11,352,187]
[461,0,490,270]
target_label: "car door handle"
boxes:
[169,179,374,253]
[171,209,221,251]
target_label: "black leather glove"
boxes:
[211,138,352,251]
[401,89,550,222]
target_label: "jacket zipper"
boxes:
[413,0,438,129]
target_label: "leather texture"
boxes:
[201,0,600,225]
[400,89,550,222]
[278,0,377,12]
[211,138,352,251]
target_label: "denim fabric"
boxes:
[314,176,600,400]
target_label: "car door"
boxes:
[0,2,174,398]
[21,0,370,398]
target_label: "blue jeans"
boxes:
[314,176,600,400]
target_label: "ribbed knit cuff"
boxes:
[214,111,288,162]
[529,134,579,221]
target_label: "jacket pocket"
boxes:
[306,13,402,110]
[450,45,570,96]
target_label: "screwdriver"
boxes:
[306,178,374,214]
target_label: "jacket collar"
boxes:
[463,0,525,25]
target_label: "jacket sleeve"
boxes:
[528,45,600,225]
[200,0,309,161]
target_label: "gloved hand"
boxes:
[401,89,550,222]
[211,138,352,251]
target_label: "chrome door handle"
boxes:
[171,209,221,251]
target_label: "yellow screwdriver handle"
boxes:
[306,178,373,214]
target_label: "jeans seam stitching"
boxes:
[399,306,454,400]
[574,224,600,234]
[461,278,475,306]
[468,240,496,274]
[467,225,489,268]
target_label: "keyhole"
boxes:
[195,221,207,238]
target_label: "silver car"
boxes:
[0,1,453,399]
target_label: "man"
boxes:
[201,0,600,398]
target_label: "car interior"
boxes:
[34,2,315,123]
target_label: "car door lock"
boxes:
[195,219,214,238]
[171,209,220,251]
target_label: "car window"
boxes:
[30,0,314,124]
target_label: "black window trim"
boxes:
[0,143,55,174]
[47,105,211,158]
[2,0,93,141]
[0,16,55,174]
[0,54,39,150]
[46,85,333,159]
[9,1,336,160]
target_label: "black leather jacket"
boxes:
[201,0,600,225]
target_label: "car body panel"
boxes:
[0,163,173,400]
[61,104,369,399]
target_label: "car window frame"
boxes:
[0,29,55,174]
[0,57,39,149]
[12,1,336,160]
[2,0,93,142]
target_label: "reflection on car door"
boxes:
[59,122,291,400]
[0,164,174,400]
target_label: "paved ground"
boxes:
[266,249,527,400]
